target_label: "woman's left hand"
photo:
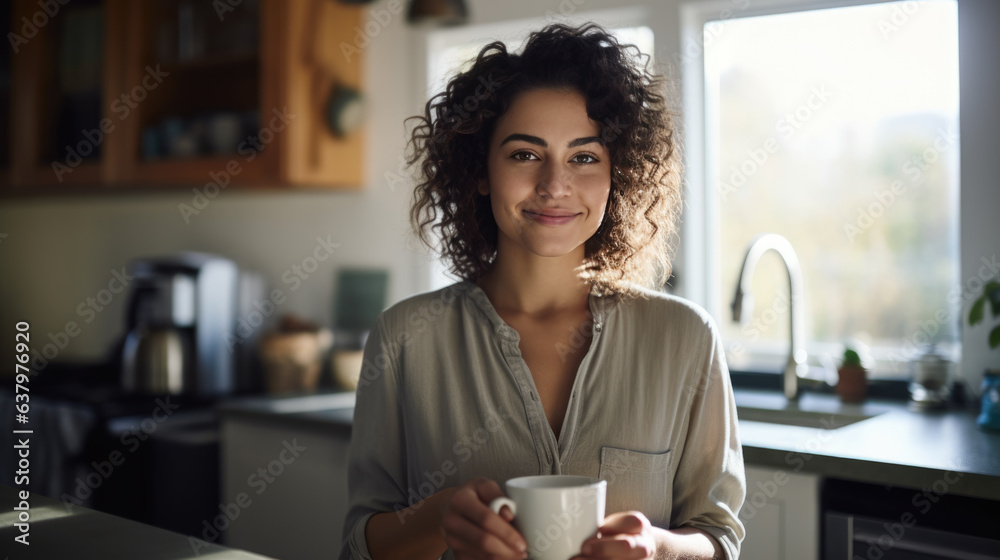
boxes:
[570,511,656,560]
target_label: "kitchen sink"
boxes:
[736,406,879,430]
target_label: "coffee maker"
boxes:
[120,252,266,397]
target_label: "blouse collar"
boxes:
[458,280,618,340]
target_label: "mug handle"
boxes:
[488,496,517,520]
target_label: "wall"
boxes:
[957,0,1000,395]
[0,5,428,365]
[0,0,996,392]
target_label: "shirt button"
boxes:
[595,322,603,333]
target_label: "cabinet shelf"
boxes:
[126,155,270,185]
[161,51,259,74]
[2,0,366,195]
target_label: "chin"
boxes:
[521,238,588,258]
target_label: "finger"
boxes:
[497,503,515,522]
[460,496,528,554]
[456,477,507,518]
[470,477,507,506]
[454,481,528,554]
[580,533,652,559]
[598,511,648,536]
[443,509,527,559]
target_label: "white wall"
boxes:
[956,0,1000,395]
[0,0,996,393]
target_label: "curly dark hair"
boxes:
[406,22,681,296]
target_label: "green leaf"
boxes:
[842,348,862,368]
[970,296,986,326]
[987,281,1000,317]
[990,325,1000,350]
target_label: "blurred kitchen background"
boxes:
[0,0,999,558]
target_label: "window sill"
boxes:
[729,369,914,401]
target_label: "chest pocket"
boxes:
[598,446,672,527]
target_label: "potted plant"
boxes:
[968,281,1000,350]
[969,281,1000,431]
[837,347,868,403]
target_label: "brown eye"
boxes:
[572,153,599,164]
[511,151,539,161]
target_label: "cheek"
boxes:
[486,183,521,227]
[577,164,611,190]
[489,167,536,205]
[581,178,612,214]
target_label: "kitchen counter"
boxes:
[219,390,356,437]
[0,483,274,559]
[733,389,1000,501]
[218,387,1000,501]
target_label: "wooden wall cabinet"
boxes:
[8,0,120,189]
[3,0,366,194]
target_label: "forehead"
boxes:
[491,88,602,140]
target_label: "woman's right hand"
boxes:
[439,477,529,560]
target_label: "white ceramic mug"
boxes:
[488,475,607,560]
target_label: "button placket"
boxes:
[473,283,615,476]
[557,296,606,464]
[500,332,551,471]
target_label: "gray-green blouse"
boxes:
[339,281,746,560]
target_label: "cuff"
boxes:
[341,511,379,560]
[683,522,740,560]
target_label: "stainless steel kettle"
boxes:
[121,327,193,394]
[120,271,197,395]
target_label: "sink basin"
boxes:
[737,406,878,430]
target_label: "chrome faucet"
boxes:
[731,233,815,400]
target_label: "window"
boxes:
[422,9,654,291]
[687,0,960,378]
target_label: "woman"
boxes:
[340,23,745,560]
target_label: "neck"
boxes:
[477,239,591,317]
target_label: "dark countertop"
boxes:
[733,389,1000,501]
[0,484,274,559]
[219,390,356,438]
[218,388,1000,501]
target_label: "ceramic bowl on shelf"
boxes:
[259,328,333,395]
[207,112,243,154]
[332,349,364,391]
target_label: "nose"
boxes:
[536,160,572,199]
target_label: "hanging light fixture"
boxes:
[406,0,468,26]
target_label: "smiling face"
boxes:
[478,87,612,262]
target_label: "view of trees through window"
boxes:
[704,0,960,377]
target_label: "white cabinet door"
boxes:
[221,415,351,560]
[739,465,819,560]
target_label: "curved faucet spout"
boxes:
[730,233,809,399]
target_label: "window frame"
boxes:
[679,0,961,379]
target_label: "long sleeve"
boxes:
[339,315,407,560]
[335,282,745,560]
[669,317,746,559]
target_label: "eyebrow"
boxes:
[499,133,605,148]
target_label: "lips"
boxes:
[523,209,581,225]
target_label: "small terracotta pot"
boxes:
[837,366,867,403]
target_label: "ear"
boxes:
[477,178,489,196]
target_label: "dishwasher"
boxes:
[822,478,1000,559]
